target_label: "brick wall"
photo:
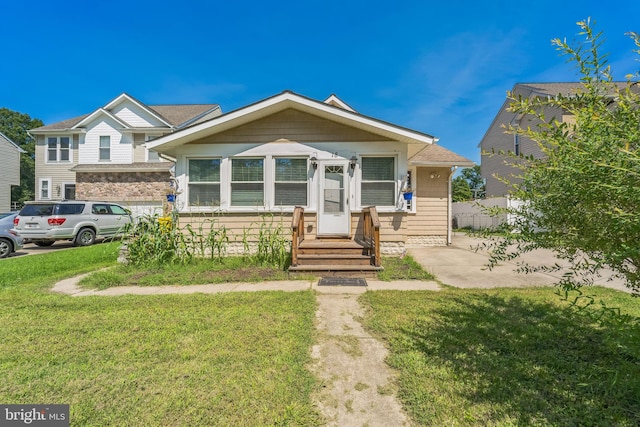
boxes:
[75,171,169,201]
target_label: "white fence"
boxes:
[452,197,523,231]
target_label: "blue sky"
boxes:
[2,1,639,163]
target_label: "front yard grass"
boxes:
[360,287,640,426]
[0,244,322,425]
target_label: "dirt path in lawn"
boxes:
[310,289,411,426]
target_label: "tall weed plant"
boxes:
[123,211,290,269]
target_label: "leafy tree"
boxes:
[461,165,485,199]
[452,176,472,202]
[484,19,640,295]
[0,108,43,205]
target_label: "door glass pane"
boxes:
[64,184,76,200]
[324,165,344,213]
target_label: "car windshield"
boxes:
[20,204,54,216]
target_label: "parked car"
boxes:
[0,212,24,258]
[13,201,132,247]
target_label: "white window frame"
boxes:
[39,178,52,200]
[230,157,265,208]
[187,157,222,208]
[46,136,71,164]
[273,157,309,208]
[360,155,397,208]
[99,136,111,161]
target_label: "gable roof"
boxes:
[147,90,438,156]
[0,131,26,153]
[30,93,220,133]
[409,143,474,167]
[478,81,638,148]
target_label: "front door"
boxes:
[317,161,350,236]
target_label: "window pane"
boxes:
[48,138,57,161]
[41,181,49,198]
[232,159,263,182]
[60,137,70,149]
[189,184,220,206]
[231,183,264,206]
[64,185,76,200]
[109,205,128,215]
[99,136,110,160]
[362,182,395,206]
[275,158,307,181]
[189,159,220,182]
[275,183,307,206]
[362,157,394,181]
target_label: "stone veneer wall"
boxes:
[75,171,169,201]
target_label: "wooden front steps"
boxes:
[289,238,383,278]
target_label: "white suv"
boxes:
[13,201,132,247]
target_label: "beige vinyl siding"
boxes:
[190,109,393,144]
[407,167,449,236]
[35,135,78,201]
[177,212,306,241]
[351,211,407,243]
[0,138,21,211]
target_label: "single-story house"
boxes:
[148,91,473,261]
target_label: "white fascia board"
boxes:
[148,91,437,152]
[104,93,173,128]
[71,108,132,129]
[409,160,476,167]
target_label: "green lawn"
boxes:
[0,244,321,426]
[2,243,639,426]
[360,287,640,426]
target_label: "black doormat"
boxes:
[318,277,368,287]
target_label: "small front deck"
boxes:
[289,207,383,278]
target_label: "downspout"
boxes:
[447,166,457,245]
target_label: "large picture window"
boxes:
[47,136,70,162]
[231,158,264,206]
[274,158,308,206]
[361,156,395,206]
[188,159,221,206]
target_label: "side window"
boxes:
[56,204,85,215]
[91,204,110,215]
[99,136,111,161]
[109,205,128,215]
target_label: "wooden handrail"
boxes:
[362,206,381,267]
[291,206,305,266]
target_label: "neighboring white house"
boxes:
[28,93,221,215]
[0,131,25,212]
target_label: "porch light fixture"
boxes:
[349,156,357,170]
[310,156,318,170]
[430,172,441,179]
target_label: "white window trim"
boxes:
[45,136,72,164]
[228,157,266,210]
[185,157,222,210]
[272,156,310,209]
[99,135,111,161]
[358,154,399,211]
[39,178,52,200]
[62,182,76,200]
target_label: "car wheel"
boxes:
[75,228,96,246]
[34,241,55,247]
[0,238,12,258]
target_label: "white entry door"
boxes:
[317,161,350,236]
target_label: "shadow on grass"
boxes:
[363,290,640,426]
